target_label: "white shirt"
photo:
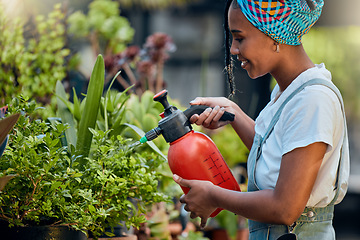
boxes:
[254,64,349,207]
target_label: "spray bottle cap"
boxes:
[153,90,177,117]
[153,90,192,143]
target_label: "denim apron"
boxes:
[247,79,348,240]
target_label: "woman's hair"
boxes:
[224,0,237,98]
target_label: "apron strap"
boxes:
[257,78,347,205]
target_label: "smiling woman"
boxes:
[172,1,350,240]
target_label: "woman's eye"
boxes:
[232,36,243,43]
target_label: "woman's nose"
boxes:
[230,42,240,56]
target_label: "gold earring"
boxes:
[275,42,280,53]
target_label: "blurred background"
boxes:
[1,0,359,239]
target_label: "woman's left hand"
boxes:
[173,174,218,229]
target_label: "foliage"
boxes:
[303,26,360,119]
[178,231,209,240]
[0,55,170,238]
[57,75,178,194]
[0,96,168,238]
[75,55,105,162]
[67,0,134,55]
[0,97,74,227]
[0,3,70,106]
[55,56,174,238]
[214,210,238,240]
[67,0,177,96]
[73,128,168,236]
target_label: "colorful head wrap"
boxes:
[236,0,324,45]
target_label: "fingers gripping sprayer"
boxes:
[140,90,241,217]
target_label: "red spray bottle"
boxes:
[140,90,241,217]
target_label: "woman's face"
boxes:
[228,5,278,79]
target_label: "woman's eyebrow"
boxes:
[230,29,242,34]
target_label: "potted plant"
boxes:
[0,96,89,239]
[0,55,169,239]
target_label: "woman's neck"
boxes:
[271,44,315,92]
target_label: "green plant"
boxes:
[67,0,134,55]
[303,26,360,119]
[73,128,168,236]
[0,3,70,107]
[0,97,76,227]
[75,55,105,162]
[0,96,169,238]
[0,56,169,238]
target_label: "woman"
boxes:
[173,0,350,239]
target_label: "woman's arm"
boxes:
[174,141,327,228]
[189,97,255,149]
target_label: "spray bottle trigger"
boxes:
[183,105,235,122]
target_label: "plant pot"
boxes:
[88,223,135,239]
[88,235,137,240]
[0,223,87,240]
[204,229,249,240]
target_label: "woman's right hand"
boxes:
[188,97,236,129]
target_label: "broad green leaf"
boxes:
[76,54,105,163]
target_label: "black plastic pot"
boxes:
[88,223,128,238]
[0,224,87,240]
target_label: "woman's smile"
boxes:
[240,59,249,68]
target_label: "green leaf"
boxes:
[72,87,81,122]
[56,81,77,151]
[88,205,96,213]
[50,181,62,191]
[76,54,105,163]
[104,70,121,131]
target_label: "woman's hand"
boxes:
[173,174,218,229]
[189,97,236,129]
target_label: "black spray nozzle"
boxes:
[140,127,162,143]
[153,89,177,117]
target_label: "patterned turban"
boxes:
[236,0,324,45]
